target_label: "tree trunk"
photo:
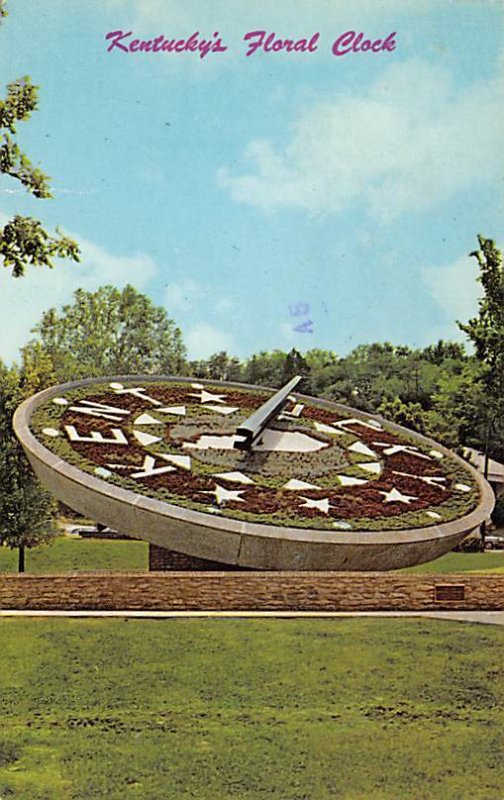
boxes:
[480,418,491,551]
[18,545,25,573]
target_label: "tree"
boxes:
[19,340,56,396]
[491,494,504,528]
[243,350,289,388]
[281,348,311,389]
[377,397,427,434]
[28,284,187,381]
[423,362,486,451]
[458,236,504,462]
[421,340,466,365]
[457,235,504,546]
[0,4,79,276]
[0,362,57,571]
[191,351,244,382]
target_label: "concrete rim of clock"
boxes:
[13,375,495,570]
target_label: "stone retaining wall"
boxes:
[0,572,502,611]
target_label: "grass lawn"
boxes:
[0,537,148,573]
[1,535,503,574]
[0,617,502,799]
[402,551,504,574]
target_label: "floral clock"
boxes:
[14,376,494,570]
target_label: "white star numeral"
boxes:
[205,485,245,505]
[379,487,418,504]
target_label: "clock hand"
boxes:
[234,375,302,451]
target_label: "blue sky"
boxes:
[1,0,503,363]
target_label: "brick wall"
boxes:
[149,544,247,571]
[0,572,502,611]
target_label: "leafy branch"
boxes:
[0,11,80,277]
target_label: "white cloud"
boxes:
[421,255,481,324]
[164,278,201,312]
[76,236,158,288]
[0,232,158,365]
[218,59,504,220]
[214,296,234,314]
[185,322,236,359]
[164,279,235,319]
[109,0,438,40]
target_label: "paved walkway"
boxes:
[1,610,503,625]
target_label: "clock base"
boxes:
[148,544,249,572]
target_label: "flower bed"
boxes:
[30,379,480,532]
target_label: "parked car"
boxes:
[485,535,504,550]
[67,524,98,536]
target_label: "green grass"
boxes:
[0,537,148,573]
[402,551,504,574]
[0,618,502,799]
[1,536,503,574]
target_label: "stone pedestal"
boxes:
[148,543,247,571]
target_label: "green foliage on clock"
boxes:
[30,380,479,532]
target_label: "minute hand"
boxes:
[234,375,302,451]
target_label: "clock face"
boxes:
[27,376,482,534]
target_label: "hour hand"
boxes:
[234,375,302,451]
